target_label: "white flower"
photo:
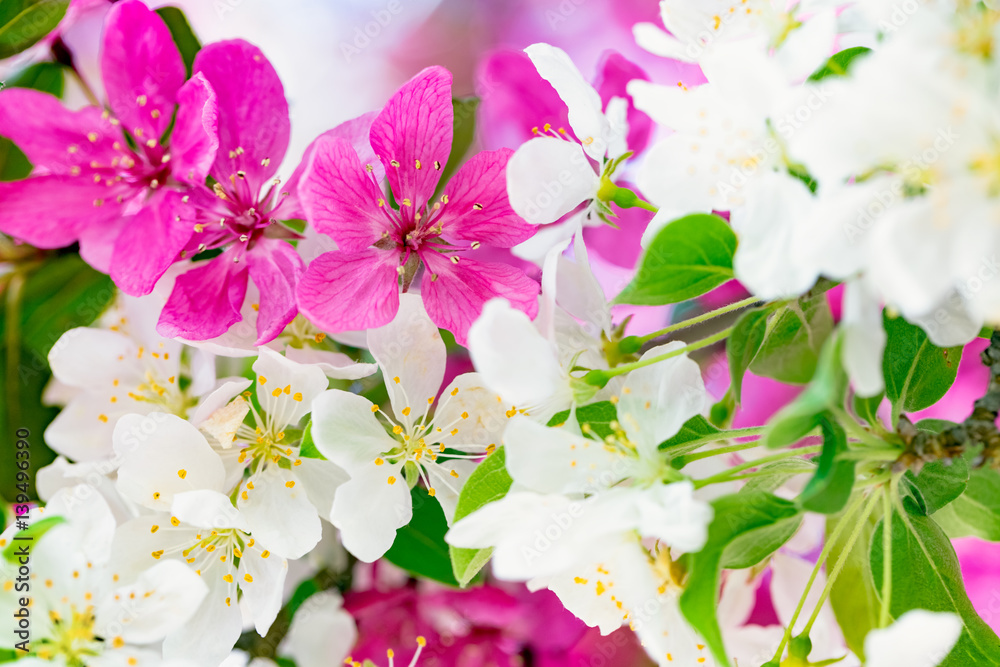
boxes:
[310,295,512,562]
[505,43,629,263]
[864,610,962,667]
[277,591,356,667]
[44,296,250,463]
[208,347,348,559]
[0,487,207,667]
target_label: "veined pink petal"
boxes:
[194,40,289,187]
[370,66,453,207]
[170,73,219,186]
[282,111,383,221]
[420,251,539,345]
[296,249,400,333]
[0,176,126,248]
[101,0,185,143]
[593,51,652,156]
[0,88,120,175]
[247,239,305,345]
[298,135,392,251]
[158,253,249,340]
[110,190,193,296]
[435,148,535,249]
[78,212,131,273]
[476,50,572,150]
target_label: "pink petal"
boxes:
[281,111,383,221]
[435,147,535,248]
[110,190,193,296]
[170,73,219,186]
[298,135,391,252]
[296,249,400,333]
[0,88,120,175]
[101,0,185,143]
[369,66,453,207]
[247,239,304,345]
[194,40,289,187]
[475,49,572,150]
[593,51,652,156]
[0,176,125,248]
[419,251,539,345]
[158,253,249,340]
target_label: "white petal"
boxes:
[634,135,723,214]
[238,466,322,559]
[330,462,411,562]
[512,215,581,265]
[367,293,445,423]
[911,292,983,348]
[468,299,569,415]
[96,560,208,644]
[434,372,513,448]
[283,346,377,380]
[253,347,329,429]
[524,43,609,159]
[731,172,820,301]
[114,413,226,511]
[619,343,707,457]
[507,137,600,225]
[310,390,398,472]
[44,393,129,462]
[424,458,478,523]
[556,234,612,336]
[632,482,714,552]
[189,378,252,427]
[604,96,629,160]
[238,545,288,636]
[172,490,250,532]
[864,610,962,667]
[48,327,142,388]
[198,395,251,449]
[163,570,244,667]
[633,22,695,61]
[503,417,620,494]
[293,458,349,520]
[842,280,887,397]
[43,484,118,566]
[278,591,356,667]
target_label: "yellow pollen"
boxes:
[450,470,459,478]
[285,481,295,488]
[244,574,253,583]
[428,488,436,497]
[150,525,159,533]
[151,550,164,559]
[402,406,411,416]
[178,469,187,479]
[293,392,303,402]
[393,376,401,384]
[371,404,379,413]
[170,517,180,527]
[387,476,397,485]
[99,414,109,423]
[375,458,384,466]
[261,550,270,558]
[223,574,233,582]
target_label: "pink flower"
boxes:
[154,40,307,345]
[0,0,217,274]
[296,66,539,344]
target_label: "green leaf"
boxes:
[434,97,479,197]
[661,415,724,460]
[798,417,855,514]
[764,334,846,449]
[883,312,962,420]
[384,486,459,587]
[827,510,880,661]
[155,7,202,77]
[0,0,69,59]
[448,446,513,586]
[738,458,816,494]
[721,513,802,569]
[727,307,769,405]
[680,492,800,666]
[853,392,884,429]
[750,293,833,385]
[298,421,325,459]
[614,213,736,306]
[2,516,65,561]
[808,46,873,81]
[935,466,1000,541]
[870,510,1000,666]
[903,457,969,516]
[547,401,618,439]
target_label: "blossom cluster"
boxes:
[1,1,1000,667]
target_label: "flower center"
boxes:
[34,605,101,667]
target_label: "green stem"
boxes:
[693,445,821,489]
[839,448,904,461]
[879,483,893,628]
[671,429,767,467]
[585,327,733,386]
[802,490,883,635]
[772,491,872,662]
[831,407,896,450]
[638,296,761,344]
